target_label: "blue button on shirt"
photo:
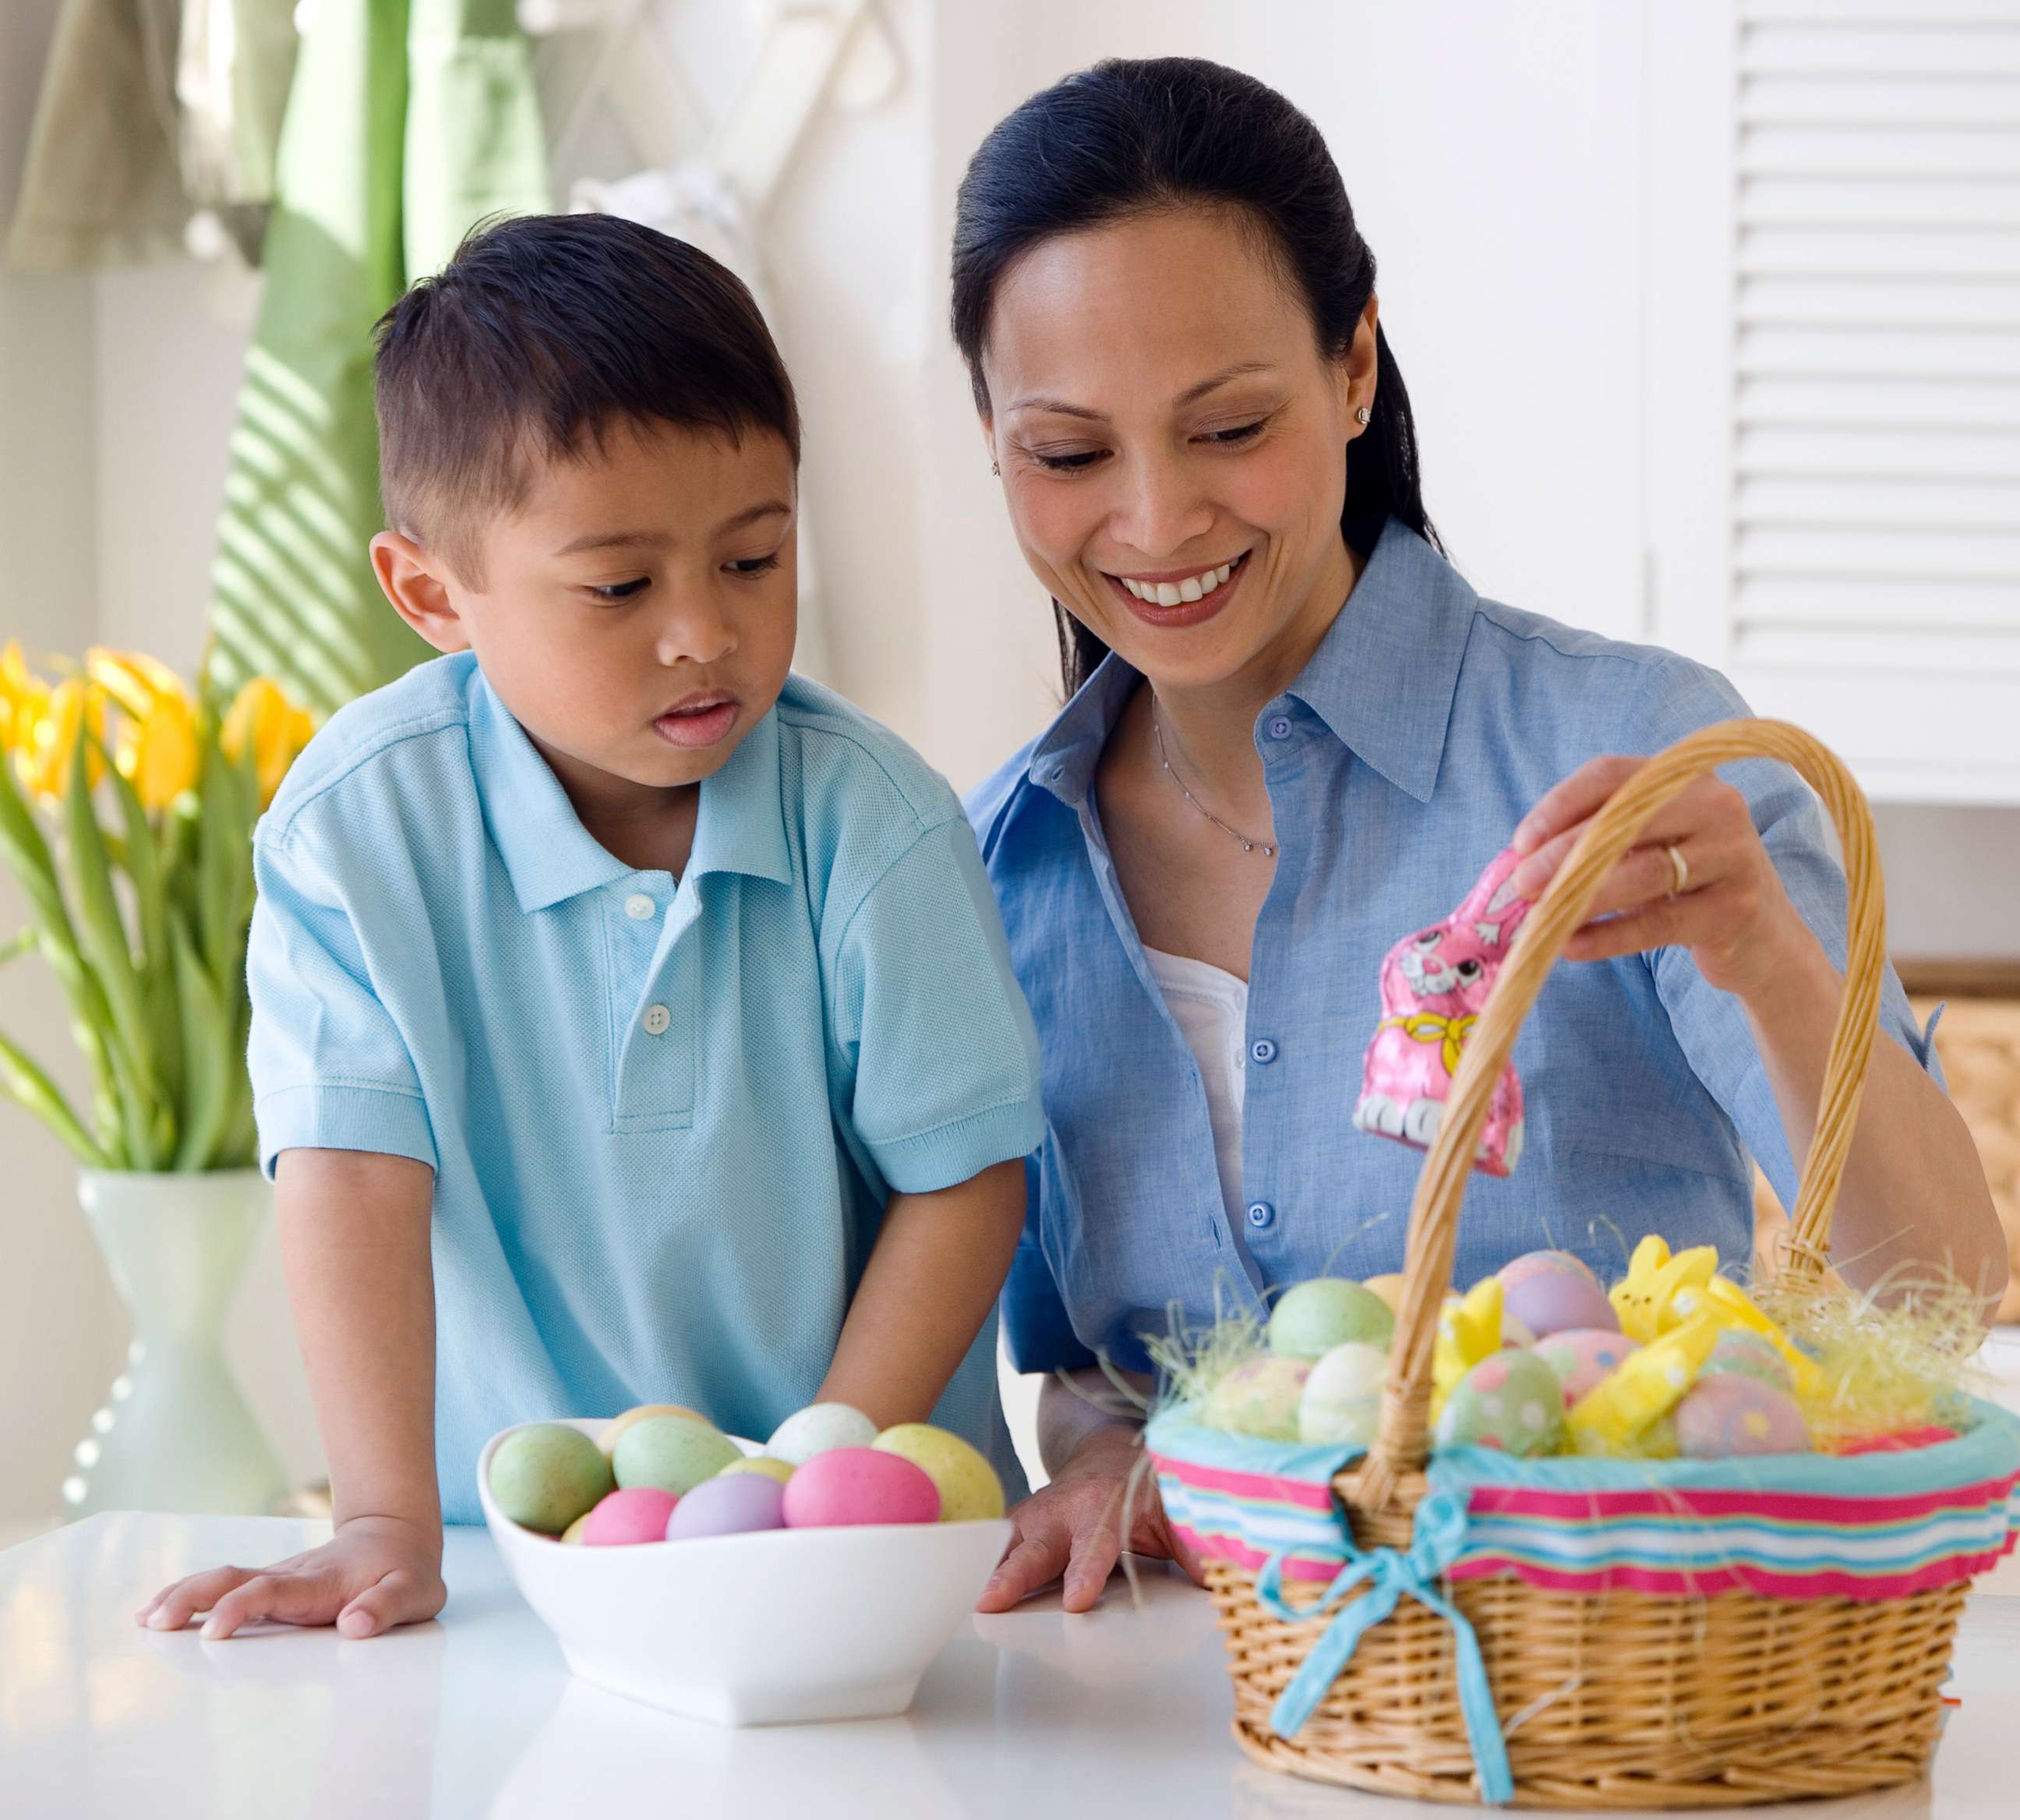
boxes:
[966,519,1941,1376]
[249,654,1043,1520]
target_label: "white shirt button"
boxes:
[625,893,655,921]
[642,1004,671,1037]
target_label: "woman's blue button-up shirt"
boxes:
[966,519,1941,1376]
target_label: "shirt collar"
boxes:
[470,668,793,914]
[1021,517,1475,812]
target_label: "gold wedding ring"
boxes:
[1665,842,1690,896]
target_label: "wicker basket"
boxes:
[1165,719,2017,1808]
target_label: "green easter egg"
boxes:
[613,1415,743,1496]
[489,1423,614,1534]
[1433,1350,1565,1458]
[1267,1278,1396,1361]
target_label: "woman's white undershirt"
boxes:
[1142,945,1249,1228]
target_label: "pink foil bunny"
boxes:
[1353,845,1533,1176]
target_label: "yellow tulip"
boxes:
[221,676,315,808]
[0,641,48,755]
[14,677,106,802]
[83,649,203,811]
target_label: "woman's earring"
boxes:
[1356,407,1372,426]
[991,460,1001,477]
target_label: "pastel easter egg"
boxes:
[612,1415,743,1497]
[872,1423,1005,1521]
[1266,1278,1396,1360]
[1202,1356,1311,1441]
[1700,1329,1792,1393]
[558,1512,591,1545]
[1534,1328,1640,1405]
[718,1455,795,1485]
[601,1402,713,1456]
[1497,1249,1600,1294]
[781,1447,941,1527]
[766,1402,880,1467]
[489,1423,615,1534]
[1674,1373,1810,1459]
[666,1470,787,1539]
[1362,1273,1407,1314]
[1503,1270,1619,1341]
[1433,1349,1565,1457]
[580,1486,680,1546]
[1298,1341,1388,1447]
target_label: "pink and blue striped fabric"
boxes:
[1146,1401,2020,1600]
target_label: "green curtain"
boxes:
[205,0,549,717]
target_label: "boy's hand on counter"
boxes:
[133,1513,446,1642]
[976,1426,1206,1614]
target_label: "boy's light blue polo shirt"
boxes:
[247,652,1043,1522]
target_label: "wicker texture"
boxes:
[1213,719,1976,1807]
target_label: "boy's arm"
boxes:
[817,1157,1026,1426]
[137,1150,445,1641]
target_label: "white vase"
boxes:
[64,1168,289,1518]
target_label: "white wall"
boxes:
[4,0,2015,1523]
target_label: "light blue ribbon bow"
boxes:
[1254,1486,1515,1806]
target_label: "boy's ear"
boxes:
[370,531,469,654]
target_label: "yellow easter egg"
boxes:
[873,1423,1005,1521]
[558,1511,592,1545]
[718,1455,796,1485]
[601,1403,713,1457]
[1363,1274,1407,1314]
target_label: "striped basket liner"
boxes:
[1148,1401,2020,1602]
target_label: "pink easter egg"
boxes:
[1534,1328,1640,1405]
[780,1447,941,1528]
[1675,1374,1810,1459]
[1497,1249,1600,1294]
[579,1486,680,1546]
[1503,1270,1619,1341]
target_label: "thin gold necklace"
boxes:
[1150,701,1277,857]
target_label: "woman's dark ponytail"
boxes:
[952,58,1441,698]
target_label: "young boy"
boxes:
[136,214,1041,1642]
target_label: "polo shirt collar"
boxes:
[470,670,792,914]
[1022,516,1474,811]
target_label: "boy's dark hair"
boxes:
[374,212,800,584]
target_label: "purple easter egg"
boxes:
[1534,1328,1639,1405]
[1503,1270,1619,1340]
[1497,1249,1600,1294]
[1674,1374,1810,1459]
[665,1470,787,1539]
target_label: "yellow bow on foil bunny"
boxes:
[1377,1011,1478,1078]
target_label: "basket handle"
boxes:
[1358,718,1886,1504]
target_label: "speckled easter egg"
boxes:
[580,1486,680,1546]
[1534,1328,1640,1405]
[489,1423,615,1534]
[601,1403,713,1456]
[1202,1356,1312,1441]
[1700,1330,1792,1392]
[612,1415,743,1497]
[666,1470,787,1539]
[1675,1374,1810,1458]
[1266,1278,1395,1360]
[766,1402,880,1466]
[718,1455,796,1485]
[781,1447,941,1527]
[1298,1341,1388,1447]
[1433,1350,1566,1456]
[1497,1249,1600,1294]
[1503,1270,1619,1341]
[872,1423,1005,1521]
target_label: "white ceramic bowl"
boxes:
[477,1417,1012,1726]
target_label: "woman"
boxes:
[952,58,2006,1613]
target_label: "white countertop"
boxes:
[2,1514,2017,1819]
